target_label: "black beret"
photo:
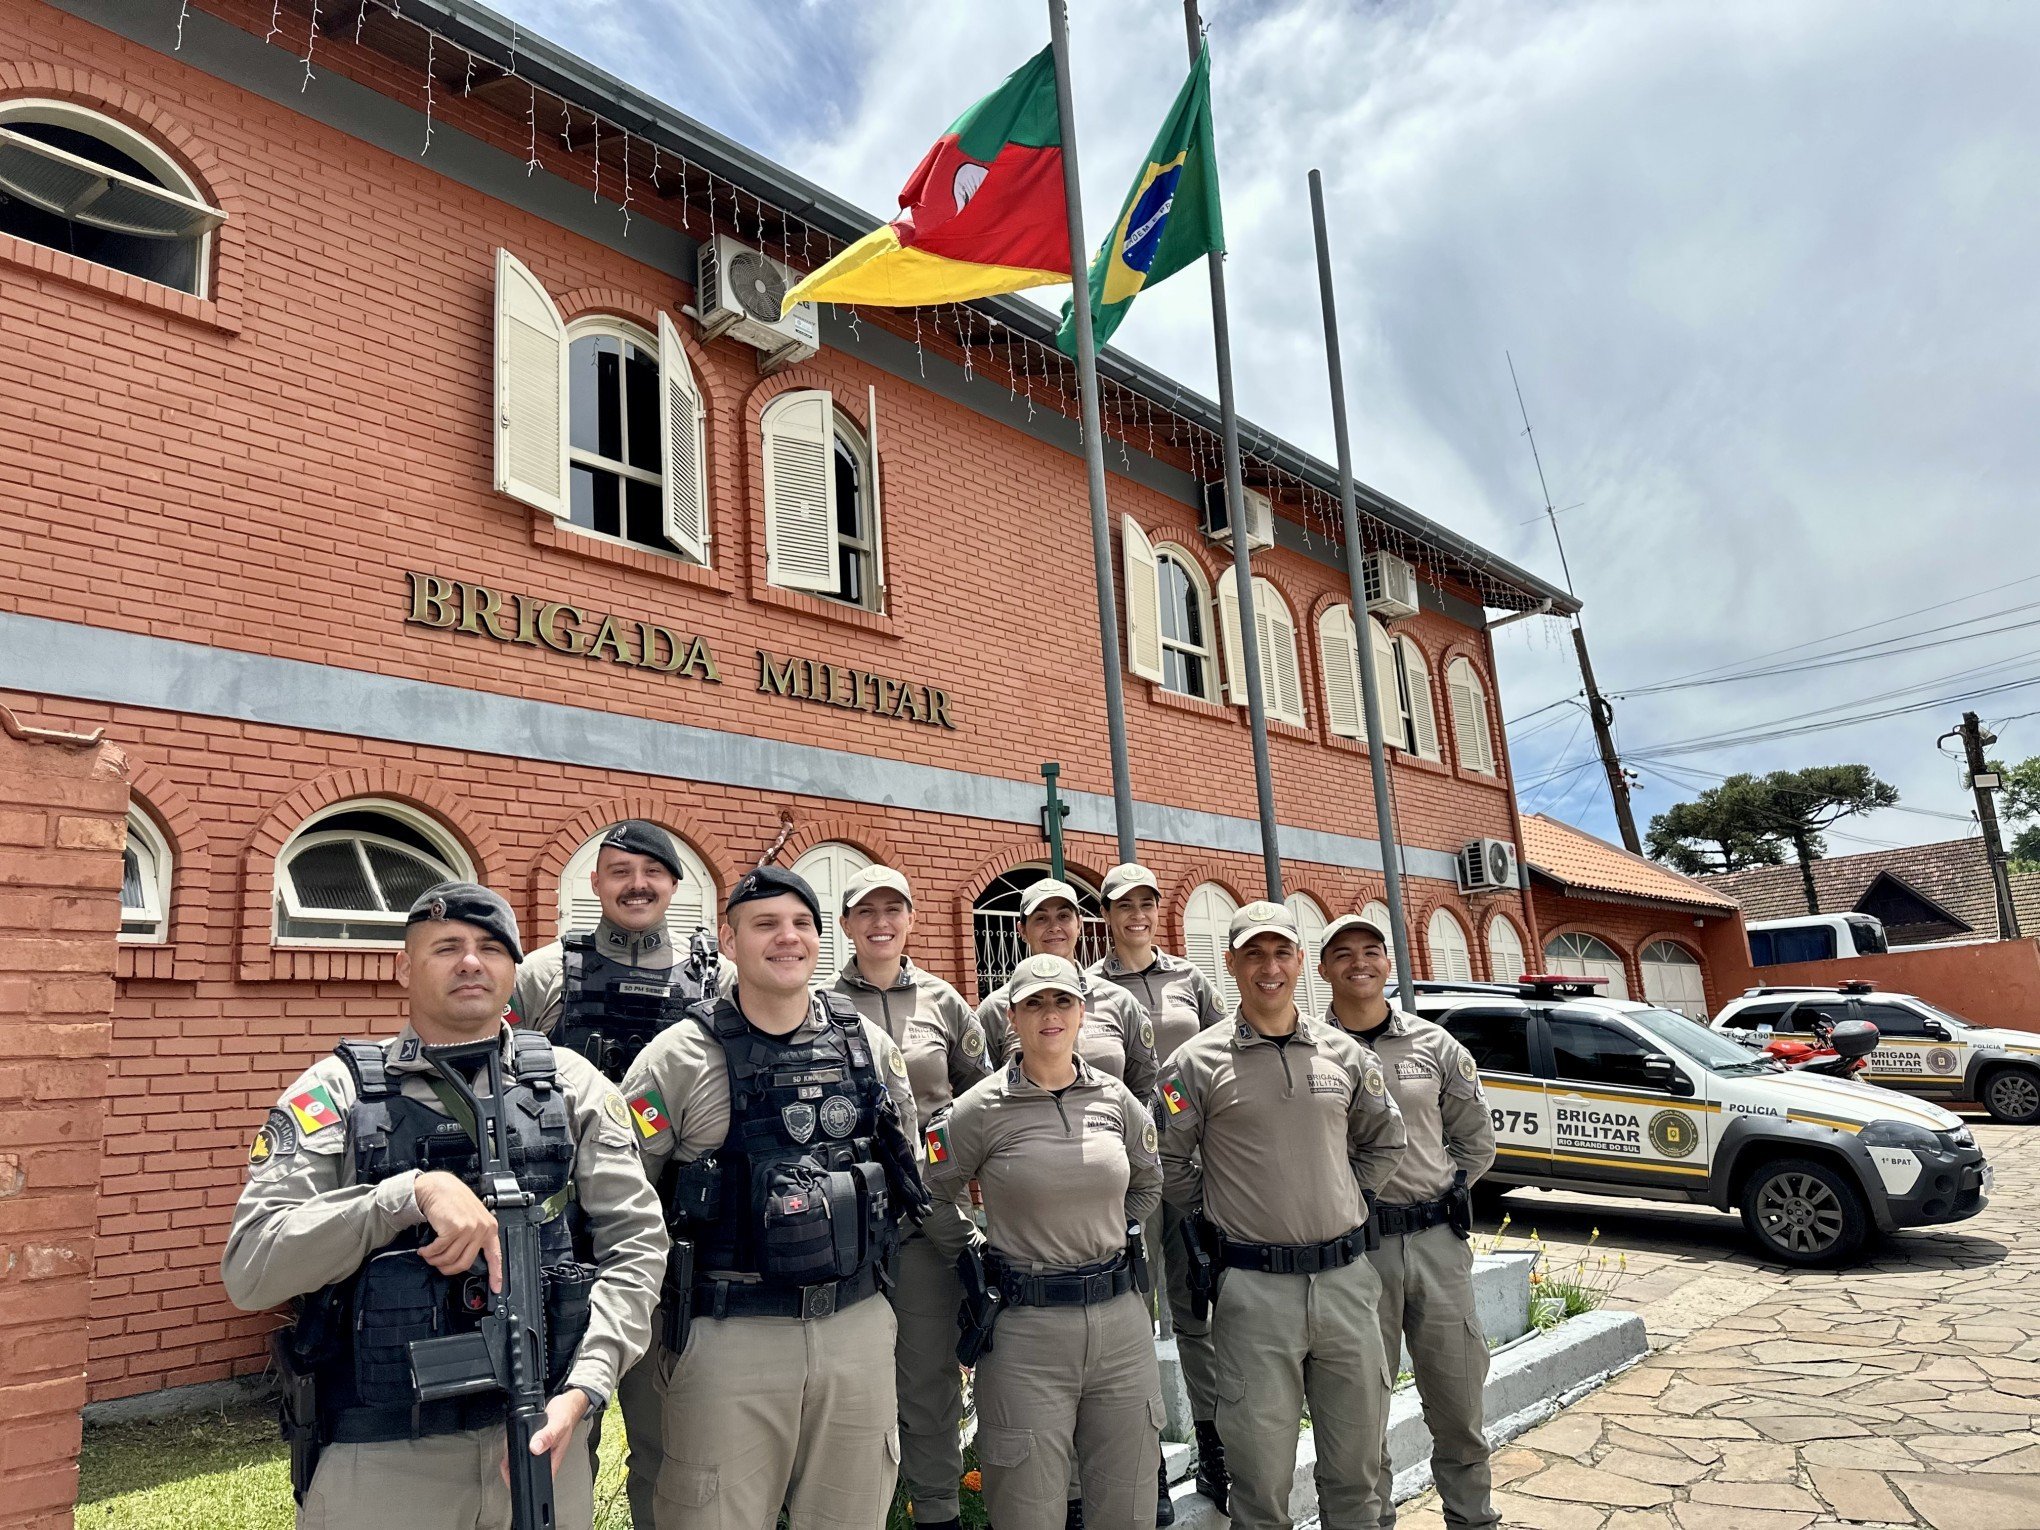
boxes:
[405,880,523,962]
[597,820,684,880]
[725,865,822,925]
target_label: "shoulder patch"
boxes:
[1141,1119,1159,1156]
[1161,1074,1191,1116]
[601,1091,634,1134]
[627,1088,672,1139]
[249,1107,298,1168]
[1458,1052,1478,1082]
[925,1122,951,1165]
[887,1041,909,1079]
[962,1023,986,1058]
[286,1083,343,1136]
[1139,1016,1155,1050]
[1363,1066,1387,1099]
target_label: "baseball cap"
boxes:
[842,864,914,912]
[1227,900,1301,950]
[1100,863,1160,904]
[597,820,684,881]
[1321,913,1390,951]
[726,865,822,925]
[405,881,523,962]
[1007,953,1085,1004]
[1019,878,1084,918]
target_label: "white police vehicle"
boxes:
[1712,981,2040,1125]
[1402,976,1990,1266]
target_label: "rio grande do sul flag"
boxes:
[1055,42,1224,357]
[782,47,1071,313]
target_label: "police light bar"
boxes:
[1838,980,1877,995]
[1517,973,1608,998]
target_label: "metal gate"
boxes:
[971,864,1110,1000]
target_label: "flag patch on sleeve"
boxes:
[287,1084,342,1135]
[628,1089,672,1138]
[925,1123,950,1165]
[1161,1075,1191,1116]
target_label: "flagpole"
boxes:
[1047,0,1138,865]
[1182,2,1282,902]
[1309,167,1416,1002]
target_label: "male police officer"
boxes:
[620,866,930,1530]
[1160,901,1406,1530]
[1087,862,1226,1520]
[1320,914,1498,1530]
[223,883,666,1530]
[833,864,990,1530]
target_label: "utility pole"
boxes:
[1958,712,2021,939]
[1508,353,1641,852]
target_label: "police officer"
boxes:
[831,863,989,1530]
[1159,901,1406,1530]
[1320,914,1498,1530]
[927,954,1164,1530]
[222,883,667,1530]
[1087,863,1226,1520]
[620,866,929,1530]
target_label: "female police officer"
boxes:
[928,953,1164,1530]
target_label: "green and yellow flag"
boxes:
[1055,42,1224,357]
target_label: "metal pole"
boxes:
[1573,625,1641,854]
[1961,712,2022,938]
[1042,762,1068,882]
[1184,0,1282,901]
[1046,0,1138,864]
[1308,168,1416,1003]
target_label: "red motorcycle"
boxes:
[1759,1016,1880,1079]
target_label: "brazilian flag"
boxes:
[1056,43,1225,357]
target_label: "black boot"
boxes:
[1155,1456,1176,1525]
[1064,1499,1085,1530]
[1193,1420,1228,1514]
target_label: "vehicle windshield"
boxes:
[1909,1001,1975,1032]
[1624,1006,1780,1073]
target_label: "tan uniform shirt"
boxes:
[1089,949,1225,1067]
[510,919,679,1036]
[1332,1008,1496,1204]
[833,957,991,1126]
[220,1023,667,1404]
[927,1057,1162,1271]
[618,991,921,1279]
[1160,1010,1406,1246]
[976,973,1159,1105]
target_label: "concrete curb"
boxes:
[1161,1307,1648,1528]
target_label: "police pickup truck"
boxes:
[1403,976,1990,1266]
[1712,981,2040,1124]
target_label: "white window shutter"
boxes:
[762,390,837,593]
[1264,589,1304,726]
[1369,617,1399,746]
[1121,515,1165,683]
[1319,604,1361,739]
[1218,573,1249,703]
[1427,908,1473,983]
[1402,640,1440,759]
[791,842,872,982]
[1486,916,1525,983]
[1448,658,1495,773]
[1185,883,1240,1010]
[867,385,888,602]
[493,248,569,517]
[1469,670,1496,772]
[657,312,710,562]
[1362,900,1396,966]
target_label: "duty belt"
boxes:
[1372,1197,1454,1239]
[328,1396,505,1444]
[990,1252,1135,1308]
[689,1262,882,1322]
[1220,1226,1371,1275]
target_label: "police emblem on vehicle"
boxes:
[781,1103,817,1143]
[1925,1047,1960,1075]
[819,1095,858,1138]
[1648,1110,1700,1159]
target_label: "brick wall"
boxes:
[0,715,126,1530]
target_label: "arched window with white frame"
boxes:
[790,842,875,981]
[1218,575,1306,727]
[762,390,884,611]
[1544,932,1630,1000]
[120,805,173,944]
[1485,914,1526,984]
[1183,882,1241,1010]
[1426,907,1473,983]
[1446,657,1498,774]
[556,825,718,949]
[564,315,708,563]
[1641,940,1707,1018]
[1287,892,1331,1015]
[0,100,224,297]
[274,801,473,947]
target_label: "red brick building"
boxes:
[2,0,1576,1407]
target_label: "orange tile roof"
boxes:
[1521,814,1740,911]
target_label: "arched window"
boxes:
[971,865,1108,1001]
[1361,900,1396,970]
[1544,932,1630,1000]
[1485,915,1526,984]
[1317,602,1364,739]
[565,316,707,562]
[557,825,717,948]
[1426,908,1473,983]
[1385,633,1440,760]
[0,101,223,297]
[1446,657,1497,774]
[790,842,874,981]
[1287,892,1330,1015]
[762,390,883,610]
[1641,940,1707,1019]
[1157,549,1218,702]
[1218,576,1306,727]
[1183,882,1241,1010]
[274,801,472,946]
[119,805,173,944]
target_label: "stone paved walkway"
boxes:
[1398,1119,2037,1530]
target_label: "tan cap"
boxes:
[1007,952,1086,1004]
[1101,862,1161,904]
[841,864,913,912]
[1019,877,1084,918]
[1321,912,1390,951]
[1228,899,1301,949]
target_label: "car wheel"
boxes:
[1982,1068,2040,1125]
[1738,1157,1869,1266]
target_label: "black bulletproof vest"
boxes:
[559,932,706,1082]
[694,993,892,1285]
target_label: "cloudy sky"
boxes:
[496,0,2040,859]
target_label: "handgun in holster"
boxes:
[954,1242,1002,1367]
[1446,1169,1473,1241]
[271,1328,323,1505]
[1179,1214,1219,1322]
[1126,1220,1152,1297]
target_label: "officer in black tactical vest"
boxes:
[222,883,666,1530]
[620,865,931,1530]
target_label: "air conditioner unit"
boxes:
[1459,837,1520,893]
[1363,550,1421,620]
[1199,481,1275,551]
[696,233,819,370]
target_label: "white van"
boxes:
[1746,913,1888,967]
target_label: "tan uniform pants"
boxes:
[1157,1200,1217,1422]
[975,1291,1163,1530]
[889,1230,967,1522]
[1213,1256,1391,1530]
[297,1419,594,1530]
[618,1341,664,1529]
[1367,1223,1495,1530]
[654,1292,900,1530]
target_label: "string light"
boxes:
[265,0,283,45]
[525,83,539,176]
[300,0,319,90]
[174,0,189,50]
[418,32,434,156]
[589,116,599,201]
[619,135,632,235]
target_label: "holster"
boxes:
[1179,1214,1218,1322]
[1127,1220,1152,1297]
[660,1239,697,1356]
[953,1243,1002,1367]
[1446,1170,1473,1241]
[271,1328,323,1505]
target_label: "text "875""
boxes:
[1491,1108,1539,1135]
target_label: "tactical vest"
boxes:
[558,932,706,1083]
[292,1033,594,1438]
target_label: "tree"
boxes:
[1992,755,2040,870]
[1753,765,1901,913]
[1645,774,1789,875]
